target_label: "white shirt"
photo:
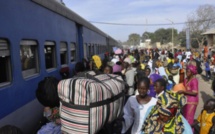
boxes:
[122,96,157,134]
[185,51,191,59]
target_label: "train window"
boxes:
[92,44,94,55]
[44,41,56,69]
[60,42,68,65]
[88,44,91,57]
[70,43,76,62]
[20,40,39,78]
[0,39,11,85]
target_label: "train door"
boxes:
[76,24,83,61]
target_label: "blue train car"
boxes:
[0,0,118,133]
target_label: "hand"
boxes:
[177,90,184,94]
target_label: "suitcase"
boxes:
[58,72,126,134]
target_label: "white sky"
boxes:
[63,0,215,42]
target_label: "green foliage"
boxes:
[141,28,178,44]
[127,33,140,46]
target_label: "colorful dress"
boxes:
[142,91,192,134]
[197,110,215,134]
[183,77,198,125]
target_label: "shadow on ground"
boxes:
[200,91,214,104]
[200,74,209,81]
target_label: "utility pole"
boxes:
[166,19,174,53]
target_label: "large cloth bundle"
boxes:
[58,72,126,134]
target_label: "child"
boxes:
[122,77,157,134]
[192,99,215,134]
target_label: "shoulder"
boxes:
[191,78,198,83]
[127,95,136,102]
[150,97,158,104]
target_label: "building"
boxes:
[202,28,215,46]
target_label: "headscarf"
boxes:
[142,91,186,134]
[148,74,162,97]
[112,64,122,73]
[92,55,102,69]
[187,64,197,75]
[150,74,162,83]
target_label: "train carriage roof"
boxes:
[32,0,116,41]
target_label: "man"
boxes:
[185,49,191,62]
[122,57,135,96]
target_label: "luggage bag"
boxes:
[58,73,126,134]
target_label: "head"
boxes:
[0,125,22,134]
[158,107,177,123]
[75,62,85,73]
[186,64,197,78]
[135,71,146,82]
[204,99,215,113]
[103,65,113,74]
[154,78,166,94]
[91,55,102,70]
[145,68,151,77]
[137,77,150,98]
[156,60,163,68]
[123,58,131,69]
[174,57,179,63]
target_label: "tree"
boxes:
[186,4,215,47]
[127,33,140,46]
[145,28,177,44]
[177,30,186,47]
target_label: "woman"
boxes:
[148,74,162,97]
[142,90,192,134]
[178,64,199,126]
[122,77,157,134]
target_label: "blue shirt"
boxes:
[173,62,182,69]
[205,62,210,71]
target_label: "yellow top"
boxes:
[197,110,215,134]
[167,57,174,64]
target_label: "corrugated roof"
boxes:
[202,28,215,35]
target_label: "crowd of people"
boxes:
[100,47,215,134]
[2,46,215,134]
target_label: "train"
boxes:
[0,0,118,133]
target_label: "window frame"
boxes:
[20,40,39,78]
[70,43,76,62]
[60,41,68,66]
[44,41,57,70]
[0,39,12,86]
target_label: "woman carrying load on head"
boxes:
[178,64,199,129]
[142,90,192,134]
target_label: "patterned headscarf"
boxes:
[187,64,197,75]
[142,90,186,134]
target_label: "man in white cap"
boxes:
[122,57,135,96]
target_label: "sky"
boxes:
[63,0,215,42]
